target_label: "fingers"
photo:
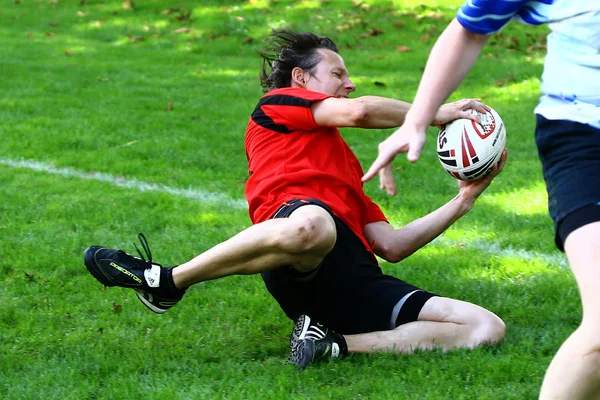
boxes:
[407,134,426,163]
[363,153,392,182]
[378,164,397,196]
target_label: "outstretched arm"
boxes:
[362,19,490,181]
[366,149,506,263]
[311,94,486,130]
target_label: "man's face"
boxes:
[303,49,356,98]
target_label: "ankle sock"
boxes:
[160,267,187,295]
[332,332,348,357]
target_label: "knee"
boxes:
[280,211,337,256]
[472,311,506,346]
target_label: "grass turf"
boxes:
[0,1,569,399]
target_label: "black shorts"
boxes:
[261,199,436,335]
[535,115,600,250]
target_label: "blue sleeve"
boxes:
[457,0,553,34]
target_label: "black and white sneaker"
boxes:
[288,315,348,369]
[289,314,329,348]
[83,233,184,314]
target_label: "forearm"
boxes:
[353,96,411,129]
[405,19,489,130]
[386,194,474,261]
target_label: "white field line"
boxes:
[2,157,567,267]
[433,237,567,268]
[0,157,247,209]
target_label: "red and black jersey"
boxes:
[244,87,387,253]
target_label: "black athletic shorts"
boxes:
[260,199,436,335]
[535,115,600,250]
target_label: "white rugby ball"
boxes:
[437,107,506,181]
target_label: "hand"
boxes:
[362,123,427,182]
[378,162,397,196]
[458,148,507,204]
[362,98,491,183]
[431,98,491,127]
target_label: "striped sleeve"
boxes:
[457,0,554,34]
[250,88,332,133]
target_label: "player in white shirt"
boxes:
[362,1,600,399]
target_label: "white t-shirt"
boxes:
[457,0,600,127]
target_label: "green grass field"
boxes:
[0,1,574,399]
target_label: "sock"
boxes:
[160,267,187,296]
[331,332,348,357]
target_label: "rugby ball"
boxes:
[437,107,506,181]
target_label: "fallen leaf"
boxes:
[127,35,145,43]
[394,21,405,28]
[112,302,122,314]
[166,102,173,112]
[396,45,411,52]
[374,81,386,87]
[122,0,134,10]
[369,28,383,36]
[65,49,72,56]
[242,37,254,44]
[495,75,516,87]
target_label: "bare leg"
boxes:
[344,297,505,353]
[173,205,337,288]
[539,221,600,400]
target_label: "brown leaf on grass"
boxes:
[112,302,122,314]
[505,36,519,49]
[45,32,55,36]
[127,35,145,43]
[122,0,134,10]
[420,34,430,42]
[174,27,191,34]
[174,8,192,22]
[65,49,73,56]
[396,45,411,52]
[394,21,405,28]
[374,81,386,87]
[242,37,254,44]
[166,102,173,112]
[369,28,383,36]
[495,75,516,87]
[49,22,59,27]
[15,0,21,4]
[26,32,32,39]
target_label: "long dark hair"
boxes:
[258,29,339,93]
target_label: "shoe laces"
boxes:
[133,233,154,264]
